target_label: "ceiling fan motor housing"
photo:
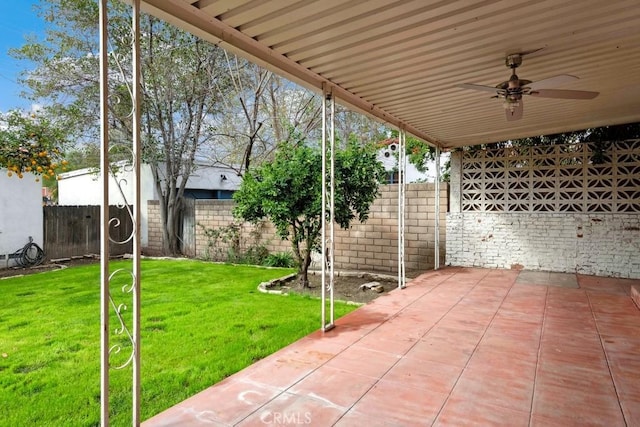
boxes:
[505,53,523,69]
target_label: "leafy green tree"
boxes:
[11,0,232,255]
[473,122,640,149]
[0,110,68,180]
[233,140,385,287]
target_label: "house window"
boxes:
[386,171,403,184]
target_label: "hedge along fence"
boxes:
[147,183,448,275]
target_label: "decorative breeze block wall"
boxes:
[460,140,640,213]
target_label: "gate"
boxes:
[180,198,196,257]
[43,205,133,260]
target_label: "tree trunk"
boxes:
[164,187,182,255]
[298,248,312,288]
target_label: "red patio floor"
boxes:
[143,267,640,426]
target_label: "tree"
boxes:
[12,0,232,254]
[206,65,325,176]
[205,56,275,176]
[0,110,68,180]
[233,139,385,287]
[475,122,640,149]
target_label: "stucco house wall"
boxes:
[58,163,157,247]
[0,171,43,268]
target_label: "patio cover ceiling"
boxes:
[139,0,640,150]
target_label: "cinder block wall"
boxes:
[146,201,164,254]
[147,183,447,274]
[446,212,640,278]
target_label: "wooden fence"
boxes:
[43,205,133,260]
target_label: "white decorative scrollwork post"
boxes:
[397,129,406,289]
[321,86,335,332]
[99,0,142,425]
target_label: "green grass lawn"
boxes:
[0,259,357,426]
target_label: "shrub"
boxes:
[264,252,297,268]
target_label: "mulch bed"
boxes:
[269,271,403,304]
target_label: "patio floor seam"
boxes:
[585,289,628,425]
[528,285,550,427]
[432,271,533,424]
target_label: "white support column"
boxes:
[100,2,142,424]
[321,86,335,332]
[397,129,406,289]
[131,0,142,423]
[99,1,110,425]
[328,93,335,328]
[434,145,441,270]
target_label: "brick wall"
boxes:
[146,200,163,254]
[447,211,640,278]
[147,183,447,275]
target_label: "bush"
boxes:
[263,252,297,268]
[198,222,271,266]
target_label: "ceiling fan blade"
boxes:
[458,83,499,93]
[506,101,523,121]
[518,47,545,57]
[528,74,578,90]
[530,89,599,99]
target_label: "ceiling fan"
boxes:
[458,52,599,121]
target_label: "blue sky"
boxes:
[0,1,43,112]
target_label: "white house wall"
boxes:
[0,171,43,268]
[376,150,430,183]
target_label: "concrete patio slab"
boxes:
[143,267,640,426]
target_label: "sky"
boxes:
[0,1,44,112]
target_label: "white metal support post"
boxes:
[131,0,142,422]
[434,145,441,270]
[99,1,110,424]
[321,87,335,332]
[100,0,142,424]
[397,129,406,289]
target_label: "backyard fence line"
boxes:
[43,205,133,261]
